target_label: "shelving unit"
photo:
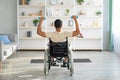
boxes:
[17,0,103,50]
[18,0,45,50]
[73,0,103,50]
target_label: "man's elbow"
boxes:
[37,31,42,36]
[75,31,80,36]
[72,31,80,37]
[77,31,80,35]
[37,31,46,37]
[37,31,40,35]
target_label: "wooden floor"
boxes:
[0,51,120,80]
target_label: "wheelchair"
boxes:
[44,38,74,76]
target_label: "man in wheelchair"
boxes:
[37,15,81,67]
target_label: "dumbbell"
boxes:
[38,16,46,20]
[71,16,78,19]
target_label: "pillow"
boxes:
[0,35,11,44]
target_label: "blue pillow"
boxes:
[0,35,11,44]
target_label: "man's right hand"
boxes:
[40,16,44,22]
[72,15,77,20]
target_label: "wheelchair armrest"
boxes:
[68,42,70,46]
[45,48,49,54]
[47,43,49,46]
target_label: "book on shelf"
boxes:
[46,7,53,16]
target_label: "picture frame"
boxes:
[50,0,58,5]
[68,20,73,26]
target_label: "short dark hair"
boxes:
[54,19,62,28]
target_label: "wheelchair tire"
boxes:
[48,56,51,70]
[68,51,74,76]
[44,51,49,76]
[70,59,74,76]
[70,67,73,76]
[67,56,70,70]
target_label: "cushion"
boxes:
[5,43,17,51]
[0,35,11,44]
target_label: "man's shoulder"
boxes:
[45,32,53,34]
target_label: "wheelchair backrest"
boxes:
[49,38,68,57]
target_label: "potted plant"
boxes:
[26,0,31,5]
[77,0,84,5]
[33,19,39,26]
[66,9,70,16]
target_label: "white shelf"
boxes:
[19,26,46,29]
[46,15,102,19]
[78,15,102,18]
[19,15,101,19]
[19,16,39,18]
[75,4,102,8]
[75,37,101,40]
[80,27,101,29]
[19,37,44,40]
[19,27,37,29]
[19,5,45,7]
[46,16,71,18]
[46,5,74,7]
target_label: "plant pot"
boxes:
[79,3,82,5]
[66,13,70,16]
[34,23,38,27]
[26,1,30,5]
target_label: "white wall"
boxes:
[0,0,17,34]
[103,0,110,50]
[112,0,120,55]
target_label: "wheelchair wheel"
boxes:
[48,56,51,70]
[70,60,73,76]
[67,56,69,70]
[44,51,49,76]
[68,51,74,76]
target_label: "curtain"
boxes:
[109,0,113,51]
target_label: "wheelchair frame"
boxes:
[44,38,74,76]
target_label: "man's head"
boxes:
[54,19,62,29]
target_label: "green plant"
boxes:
[33,19,39,26]
[66,9,70,13]
[96,11,101,14]
[77,0,84,5]
[33,19,39,24]
[96,11,102,15]
[66,9,70,16]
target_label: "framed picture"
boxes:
[68,20,73,27]
[50,0,58,5]
[27,31,32,37]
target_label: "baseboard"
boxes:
[73,49,102,51]
[17,49,102,51]
[17,49,45,51]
